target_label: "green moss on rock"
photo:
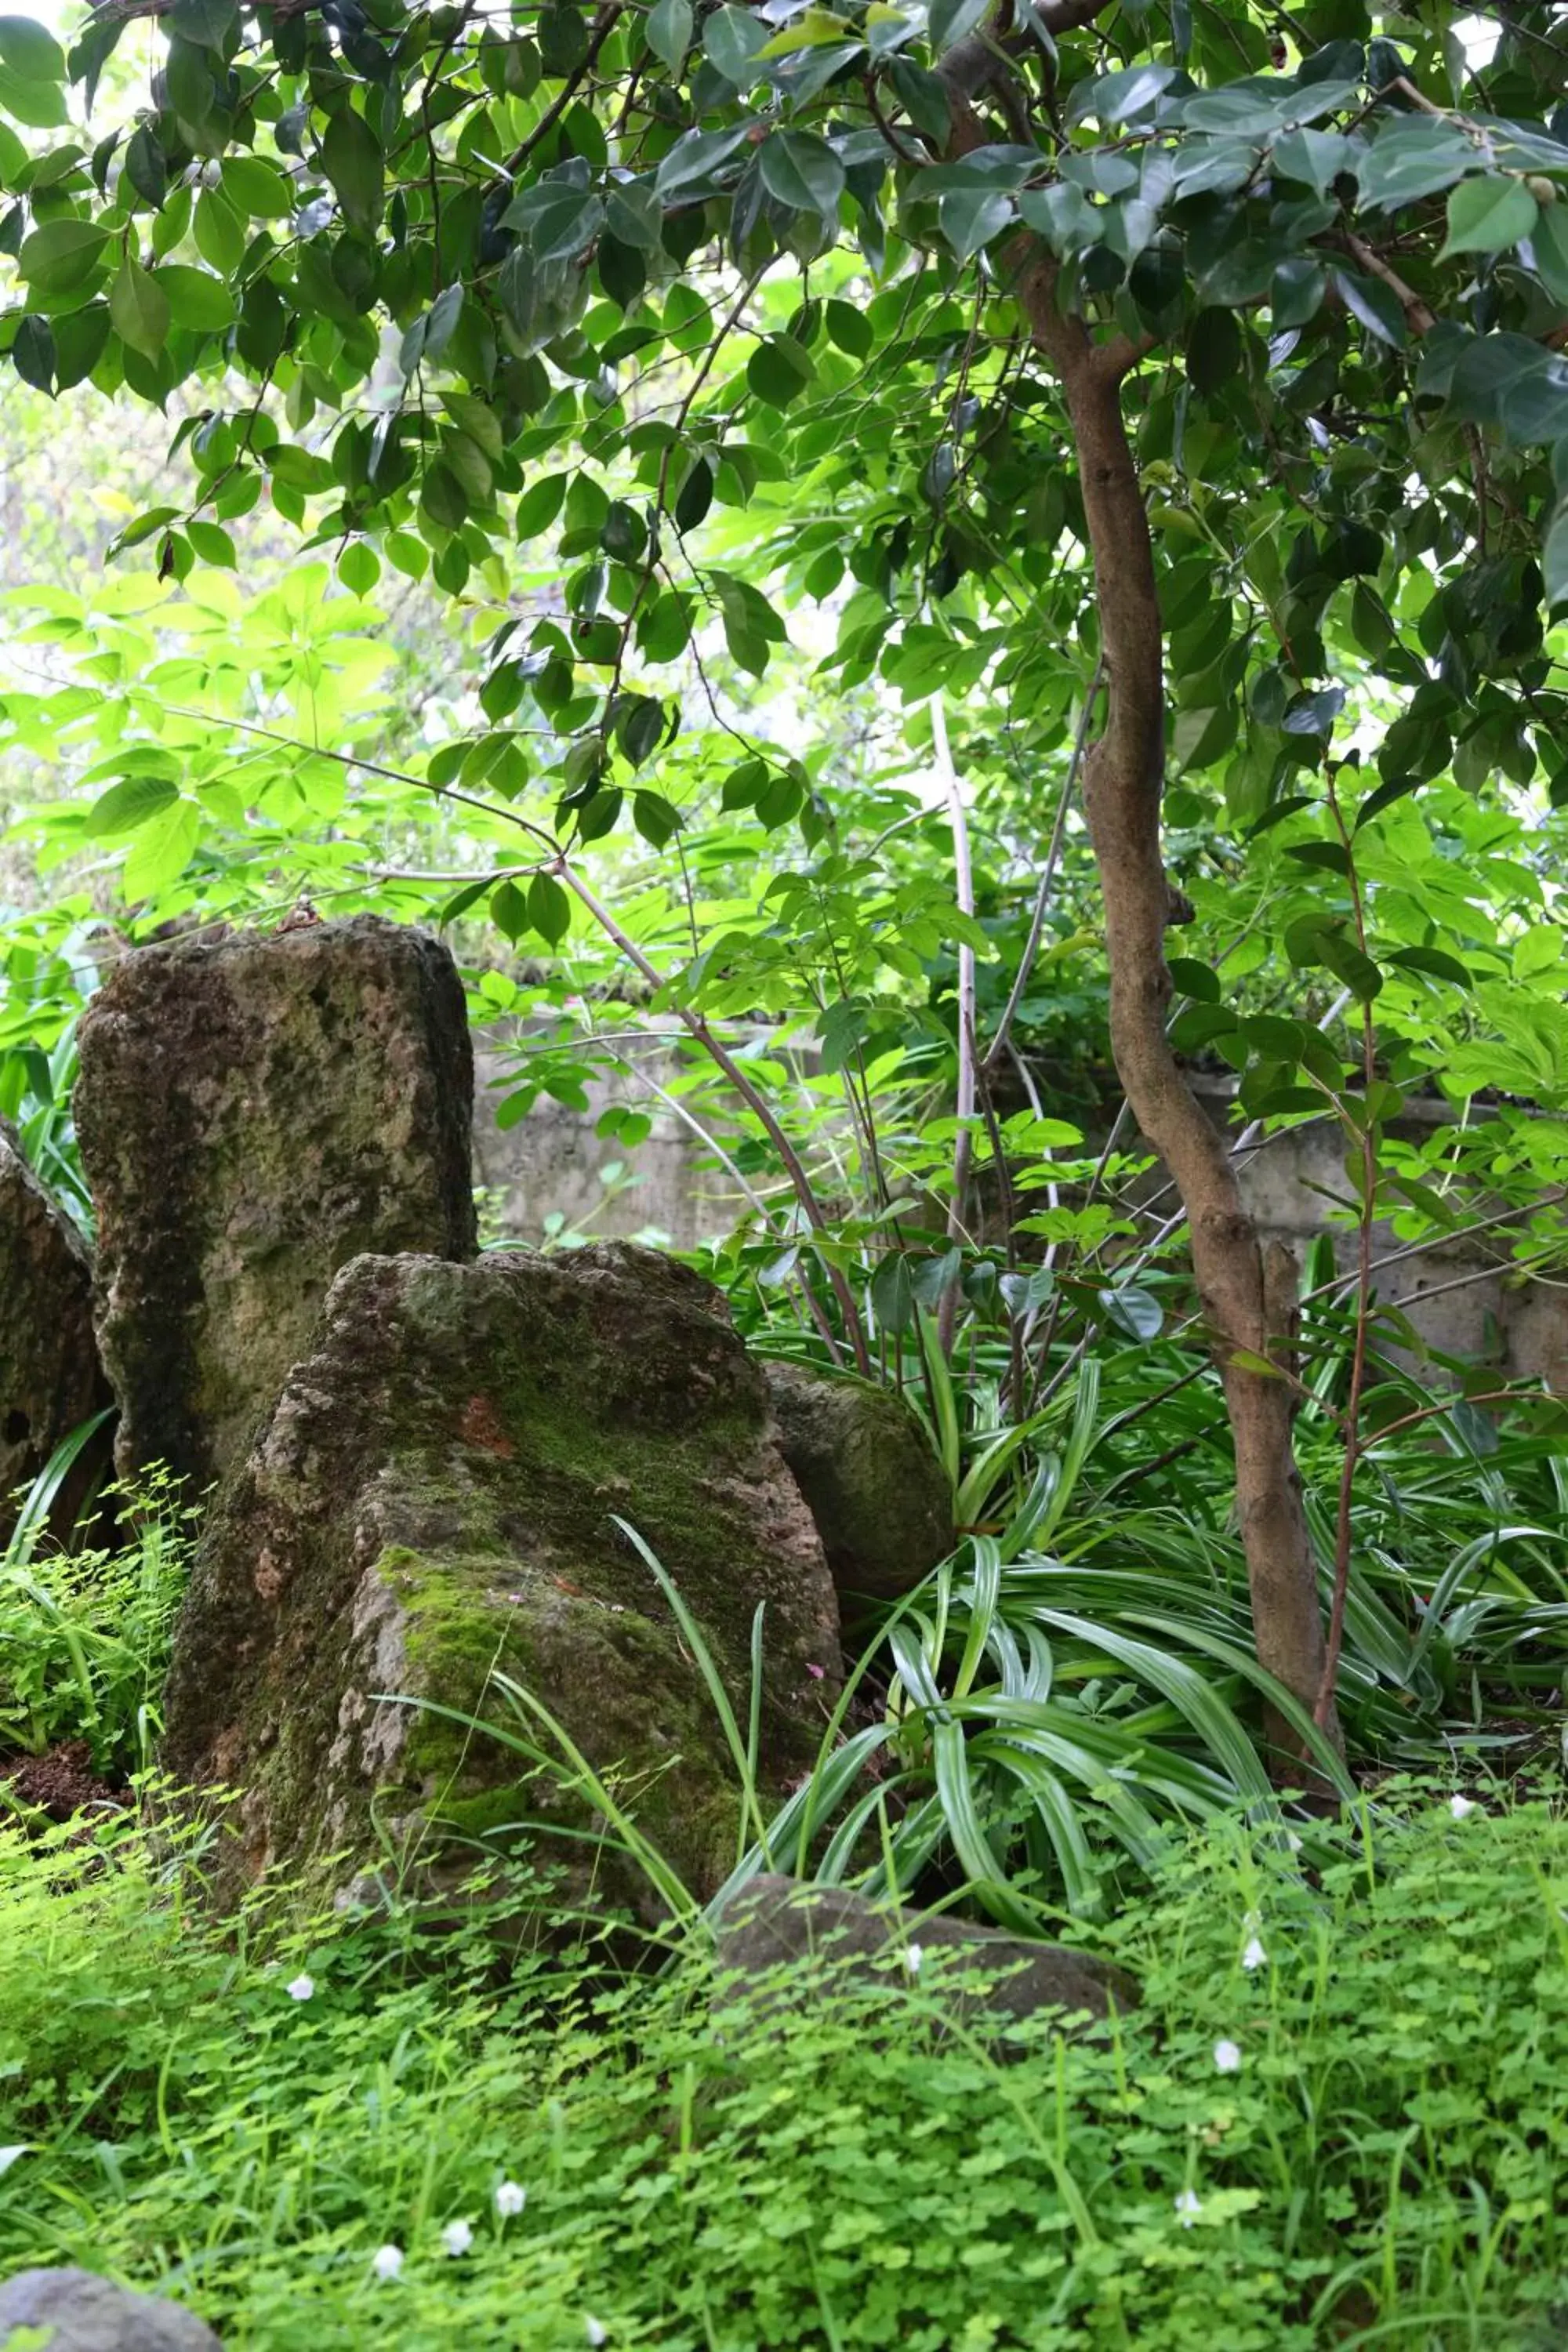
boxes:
[162,1247,840,1921]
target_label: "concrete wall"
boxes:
[473,1034,1568,1388]
[472,1033,733,1252]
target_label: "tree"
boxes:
[2,0,1566,1751]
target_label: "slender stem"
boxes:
[981,655,1102,1085]
[933,693,975,1356]
[1316,777,1378,1727]
[559,861,873,1374]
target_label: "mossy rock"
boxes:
[763,1361,952,1606]
[74,916,475,1500]
[161,1247,841,1921]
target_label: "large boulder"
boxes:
[763,1363,951,1607]
[717,1874,1138,2033]
[0,2269,221,2350]
[74,918,476,1497]
[161,1247,841,1917]
[0,1121,109,1544]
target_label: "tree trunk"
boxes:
[1011,252,1341,1763]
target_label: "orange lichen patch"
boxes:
[460,1394,515,1457]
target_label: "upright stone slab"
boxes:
[161,1246,841,1916]
[0,1121,108,1540]
[74,918,476,1497]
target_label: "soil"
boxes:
[0,1740,125,1821]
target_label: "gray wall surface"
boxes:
[474,1036,1567,1390]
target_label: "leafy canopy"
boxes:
[1,0,1567,1267]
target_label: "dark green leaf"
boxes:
[321,106,384,234]
[758,129,844,220]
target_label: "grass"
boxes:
[2,1781,1567,2350]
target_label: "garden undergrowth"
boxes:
[2,1782,1566,2351]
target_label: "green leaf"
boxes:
[939,187,1013,260]
[1439,174,1538,260]
[0,15,64,79]
[9,310,53,391]
[124,123,169,210]
[1530,201,1568,308]
[187,518,236,566]
[221,152,293,216]
[703,5,766,84]
[516,472,568,539]
[824,297,872,358]
[1271,256,1325,328]
[87,773,181,835]
[1385,945,1472,988]
[927,0,988,49]
[644,0,691,69]
[1330,266,1405,347]
[1544,503,1568,613]
[528,871,571,945]
[17,216,111,293]
[869,1250,914,1335]
[757,129,845,221]
[154,263,235,330]
[109,251,170,357]
[194,187,245,274]
[1185,306,1241,395]
[655,122,753,199]
[633,786,680,841]
[1099,1283,1163,1341]
[604,176,662,251]
[0,62,67,125]
[746,333,815,407]
[1357,117,1475,209]
[490,879,531,942]
[321,105,383,234]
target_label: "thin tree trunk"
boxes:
[999,218,1341,1761]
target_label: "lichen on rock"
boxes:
[74,916,476,1499]
[161,1246,842,1919]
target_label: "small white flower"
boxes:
[586,2321,608,2347]
[441,2220,474,2257]
[285,1973,314,2002]
[1449,1794,1479,1820]
[1174,2190,1202,2227]
[900,1944,924,1977]
[371,2245,404,2282]
[1213,2038,1242,2074]
[1241,1936,1268,1972]
[495,2180,526,2218]
[1285,1833,1304,1855]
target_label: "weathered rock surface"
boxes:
[717,1874,1138,2031]
[161,1247,841,1916]
[764,1363,951,1606]
[0,1121,109,1542]
[0,2268,221,2350]
[75,918,476,1497]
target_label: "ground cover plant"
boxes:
[2,1779,1566,2350]
[3,0,1568,1755]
